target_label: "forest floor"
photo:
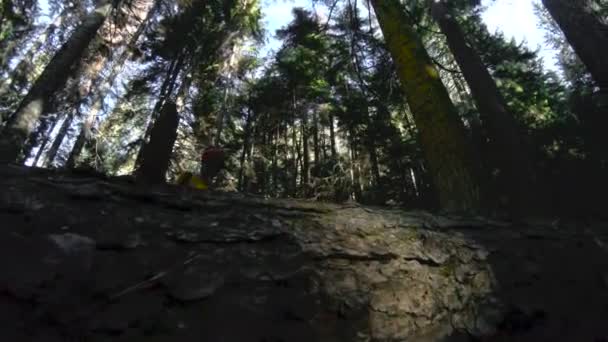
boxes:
[1,164,607,341]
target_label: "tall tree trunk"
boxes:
[291,104,298,197]
[329,113,337,159]
[135,101,179,183]
[364,107,381,187]
[30,115,61,166]
[301,117,310,189]
[0,7,69,98]
[0,22,35,76]
[19,113,58,162]
[349,128,363,202]
[272,125,279,195]
[134,53,186,168]
[65,119,88,169]
[238,109,254,191]
[44,112,74,167]
[67,0,159,166]
[282,122,290,196]
[0,0,116,163]
[64,45,110,169]
[295,128,303,194]
[312,111,320,169]
[370,0,483,212]
[246,124,256,191]
[430,0,537,214]
[214,80,230,146]
[541,0,608,89]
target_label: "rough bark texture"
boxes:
[136,100,179,184]
[0,1,113,163]
[329,113,337,159]
[370,0,483,213]
[19,112,59,163]
[44,112,74,167]
[541,0,608,89]
[65,117,90,169]
[430,1,537,215]
[68,1,158,168]
[134,54,185,168]
[1,164,608,341]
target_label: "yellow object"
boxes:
[176,171,208,190]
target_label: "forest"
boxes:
[0,0,607,217]
[1,0,608,341]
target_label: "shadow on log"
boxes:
[0,164,607,341]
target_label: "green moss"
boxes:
[440,257,458,278]
[370,0,482,212]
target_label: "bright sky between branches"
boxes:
[261,0,560,71]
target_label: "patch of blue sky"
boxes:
[261,0,560,72]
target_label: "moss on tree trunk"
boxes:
[370,0,483,212]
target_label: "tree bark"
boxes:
[238,109,254,191]
[430,0,537,215]
[18,113,59,163]
[301,116,310,189]
[272,125,279,195]
[329,113,337,159]
[370,0,483,213]
[541,0,608,89]
[0,9,66,97]
[68,0,160,167]
[135,100,180,183]
[291,105,298,197]
[44,112,74,167]
[134,53,185,168]
[214,79,230,146]
[0,0,115,163]
[30,115,60,167]
[312,111,320,169]
[364,107,381,187]
[349,127,363,202]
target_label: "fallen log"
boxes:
[0,164,607,341]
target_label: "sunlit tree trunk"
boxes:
[349,128,362,202]
[238,109,254,191]
[430,0,537,214]
[312,111,319,168]
[329,113,337,159]
[0,0,116,163]
[62,43,110,169]
[301,117,310,188]
[291,100,299,197]
[370,0,483,212]
[68,0,160,166]
[541,0,608,89]
[296,128,303,193]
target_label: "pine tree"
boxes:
[541,0,608,89]
[0,0,118,162]
[429,0,537,214]
[370,0,483,212]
